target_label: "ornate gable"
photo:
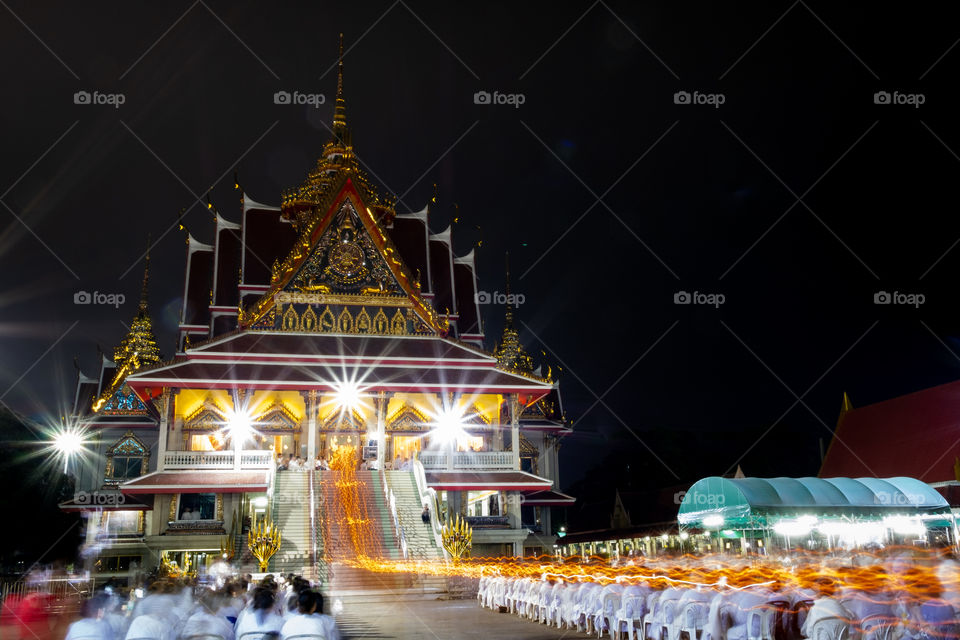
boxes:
[183,396,227,431]
[99,383,148,416]
[387,404,429,431]
[254,400,299,431]
[321,407,365,431]
[243,188,446,337]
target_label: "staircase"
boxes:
[269,471,320,579]
[384,470,444,561]
[268,468,447,600]
[315,470,448,600]
[384,470,447,595]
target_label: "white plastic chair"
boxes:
[680,600,710,640]
[615,594,647,640]
[597,592,623,638]
[857,614,896,640]
[643,592,665,640]
[662,596,683,640]
[238,633,280,640]
[477,576,489,606]
[807,617,850,640]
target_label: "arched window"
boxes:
[104,431,149,484]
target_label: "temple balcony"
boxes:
[161,449,274,470]
[418,450,517,471]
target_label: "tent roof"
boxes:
[678,476,950,525]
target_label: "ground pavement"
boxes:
[336,598,580,640]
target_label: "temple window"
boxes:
[456,434,485,452]
[466,490,500,516]
[104,431,149,484]
[176,493,217,520]
[102,511,143,536]
[188,432,227,451]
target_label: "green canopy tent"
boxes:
[677,476,954,551]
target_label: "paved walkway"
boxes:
[336,598,578,639]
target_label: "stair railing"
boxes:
[411,460,447,559]
[308,470,318,582]
[380,467,408,559]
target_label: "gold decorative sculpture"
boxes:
[441,513,472,561]
[248,518,282,571]
[220,534,236,562]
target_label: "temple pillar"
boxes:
[233,389,246,470]
[302,391,318,461]
[506,489,522,528]
[157,388,174,470]
[374,391,387,468]
[510,394,520,470]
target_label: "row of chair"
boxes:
[476,576,863,640]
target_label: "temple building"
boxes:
[61,43,573,585]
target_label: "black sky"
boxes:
[3,1,960,493]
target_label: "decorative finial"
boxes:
[332,33,349,145]
[504,251,514,328]
[139,236,151,314]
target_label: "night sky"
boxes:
[3,2,960,496]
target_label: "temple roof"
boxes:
[424,470,553,491]
[126,355,552,398]
[186,330,493,364]
[120,470,270,494]
[820,384,960,483]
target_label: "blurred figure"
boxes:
[181,590,234,640]
[65,593,114,640]
[235,589,284,638]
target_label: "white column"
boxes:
[157,389,172,471]
[304,391,318,461]
[233,389,245,470]
[510,394,520,471]
[375,392,387,468]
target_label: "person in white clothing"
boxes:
[235,589,284,640]
[124,613,171,640]
[181,591,235,640]
[65,594,114,640]
[280,591,339,640]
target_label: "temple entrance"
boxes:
[321,433,360,459]
[388,434,422,464]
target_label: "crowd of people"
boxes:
[274,453,417,472]
[62,573,339,640]
[276,455,330,471]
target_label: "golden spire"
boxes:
[503,251,514,330]
[115,247,161,369]
[92,242,162,412]
[138,241,151,315]
[840,391,853,413]
[332,33,350,146]
[494,251,532,373]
